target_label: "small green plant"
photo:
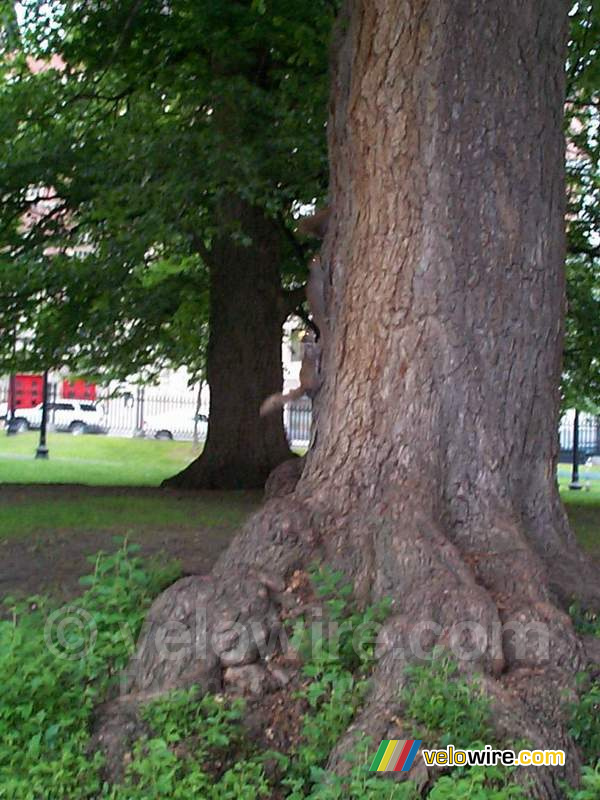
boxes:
[569,604,600,638]
[569,675,600,765]
[0,556,397,799]
[287,566,392,774]
[427,765,527,799]
[292,565,392,675]
[566,761,600,800]
[401,654,528,799]
[108,690,270,799]
[281,565,406,799]
[567,602,600,768]
[402,652,493,748]
[142,688,245,748]
[301,758,418,800]
[283,569,527,799]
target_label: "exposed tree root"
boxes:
[93,474,598,797]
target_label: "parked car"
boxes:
[143,411,208,441]
[7,400,106,435]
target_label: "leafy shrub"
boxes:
[1,553,597,800]
[402,653,493,749]
[401,654,527,799]
[109,690,269,800]
[0,539,180,799]
[427,766,527,800]
[569,676,600,766]
[282,565,401,799]
[569,604,600,638]
[566,762,600,800]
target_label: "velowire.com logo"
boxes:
[369,739,422,773]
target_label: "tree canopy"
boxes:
[564,1,600,409]
[0,0,333,379]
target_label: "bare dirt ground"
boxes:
[0,484,261,605]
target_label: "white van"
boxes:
[9,400,107,435]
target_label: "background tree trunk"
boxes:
[118,1,599,796]
[165,200,292,489]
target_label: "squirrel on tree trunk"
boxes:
[260,208,330,416]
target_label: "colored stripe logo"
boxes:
[369,739,422,772]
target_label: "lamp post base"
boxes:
[35,445,49,459]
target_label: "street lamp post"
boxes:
[569,408,581,490]
[35,369,49,459]
[6,372,16,435]
[6,330,17,435]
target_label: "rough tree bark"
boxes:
[106,1,600,797]
[164,199,294,489]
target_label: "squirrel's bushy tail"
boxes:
[260,386,305,416]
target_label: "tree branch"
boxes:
[281,285,306,316]
[191,232,211,264]
[569,243,600,259]
[276,212,309,263]
[64,84,136,108]
[279,286,320,337]
[566,3,594,98]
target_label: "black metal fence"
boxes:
[284,399,312,446]
[558,414,600,463]
[0,380,314,444]
[98,390,206,438]
[98,391,313,444]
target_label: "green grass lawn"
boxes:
[0,485,258,541]
[557,460,600,475]
[0,432,596,558]
[558,465,600,502]
[0,431,196,486]
[559,474,600,556]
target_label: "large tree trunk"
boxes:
[164,199,293,489]
[109,1,599,796]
